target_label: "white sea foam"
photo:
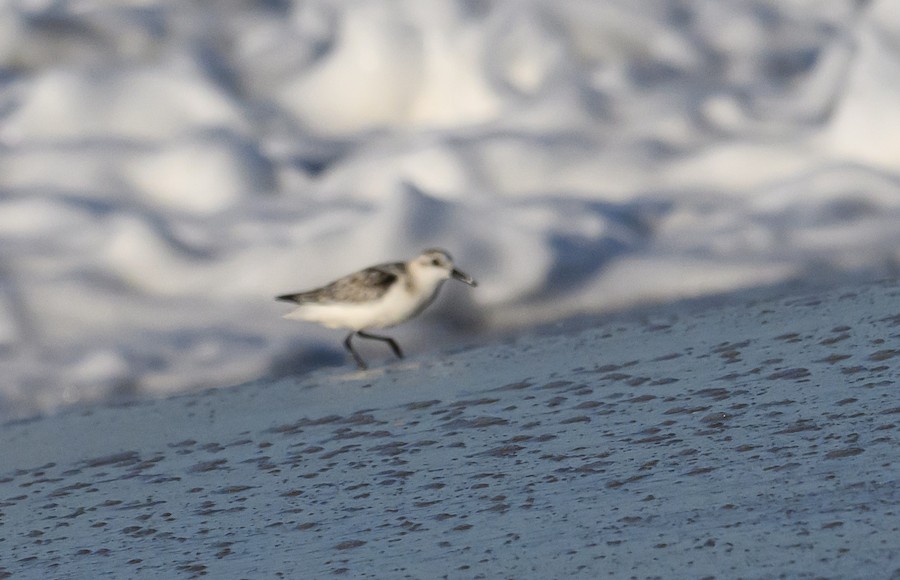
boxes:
[1,0,899,418]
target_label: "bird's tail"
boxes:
[276,293,305,303]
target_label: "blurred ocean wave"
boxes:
[1,0,899,418]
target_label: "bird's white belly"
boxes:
[284,284,427,330]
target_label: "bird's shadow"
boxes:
[268,342,348,378]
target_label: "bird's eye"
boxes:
[431,258,441,266]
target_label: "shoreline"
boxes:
[1,277,898,577]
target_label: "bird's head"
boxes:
[409,249,477,289]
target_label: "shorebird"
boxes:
[276,249,477,369]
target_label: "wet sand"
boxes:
[1,279,898,578]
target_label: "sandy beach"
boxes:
[1,278,897,578]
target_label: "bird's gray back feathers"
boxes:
[276,262,406,305]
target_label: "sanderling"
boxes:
[276,249,477,369]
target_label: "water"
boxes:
[1,0,899,418]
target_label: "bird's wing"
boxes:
[276,263,403,304]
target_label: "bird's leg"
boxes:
[344,332,368,369]
[356,330,404,360]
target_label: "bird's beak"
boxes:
[452,268,477,287]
